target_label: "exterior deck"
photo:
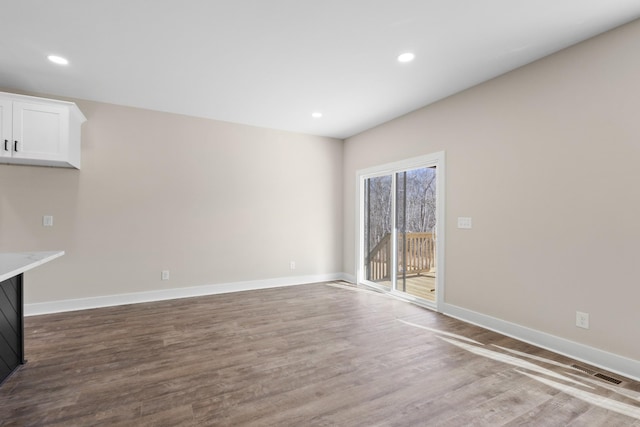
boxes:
[367,232,436,302]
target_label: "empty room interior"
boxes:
[1,1,640,425]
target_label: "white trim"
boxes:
[441,302,640,383]
[435,152,446,308]
[391,172,398,289]
[340,273,356,283]
[25,273,346,316]
[355,151,446,311]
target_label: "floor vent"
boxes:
[594,373,623,385]
[571,364,623,385]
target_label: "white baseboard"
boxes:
[339,273,356,284]
[25,273,347,316]
[441,302,640,383]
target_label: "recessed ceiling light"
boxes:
[47,55,69,65]
[397,52,415,63]
[311,112,323,118]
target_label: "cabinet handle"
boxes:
[3,139,7,151]
[14,141,18,152]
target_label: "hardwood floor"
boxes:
[1,282,639,426]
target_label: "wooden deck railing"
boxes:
[367,232,435,282]
[402,232,435,275]
[368,233,392,281]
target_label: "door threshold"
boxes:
[359,281,438,312]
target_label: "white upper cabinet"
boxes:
[0,92,86,169]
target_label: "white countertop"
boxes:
[0,251,65,282]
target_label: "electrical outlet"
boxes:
[576,311,589,329]
[161,270,170,280]
[43,215,54,227]
[290,261,296,270]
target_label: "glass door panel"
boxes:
[358,152,443,309]
[396,167,437,302]
[364,175,393,289]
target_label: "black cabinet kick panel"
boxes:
[0,274,24,385]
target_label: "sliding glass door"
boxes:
[364,174,393,288]
[396,167,437,301]
[358,153,444,309]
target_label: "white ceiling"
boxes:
[2,1,639,139]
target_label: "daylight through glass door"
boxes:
[363,166,437,303]
[396,167,437,302]
[364,174,393,289]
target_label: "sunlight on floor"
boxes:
[400,319,640,420]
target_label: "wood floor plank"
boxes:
[0,282,638,426]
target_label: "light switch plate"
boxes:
[43,215,54,227]
[457,217,472,229]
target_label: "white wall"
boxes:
[343,19,640,362]
[0,99,343,303]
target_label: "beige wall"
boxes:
[343,20,640,360]
[0,100,343,303]
[2,18,638,365]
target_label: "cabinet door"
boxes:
[0,99,11,158]
[12,101,69,162]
